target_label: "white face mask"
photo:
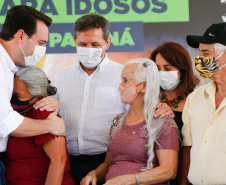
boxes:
[77,46,103,68]
[159,71,180,90]
[19,34,46,66]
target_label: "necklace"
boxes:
[160,94,183,108]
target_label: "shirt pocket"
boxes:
[94,87,117,110]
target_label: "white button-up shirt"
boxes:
[182,81,226,185]
[0,44,24,152]
[52,55,126,156]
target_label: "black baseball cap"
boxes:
[186,23,226,48]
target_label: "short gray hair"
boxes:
[212,43,226,55]
[15,66,57,97]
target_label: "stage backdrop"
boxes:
[0,0,225,84]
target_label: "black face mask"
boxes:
[10,94,34,113]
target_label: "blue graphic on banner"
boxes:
[0,22,144,54]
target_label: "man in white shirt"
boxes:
[51,13,124,184]
[0,5,65,184]
[180,23,226,185]
[50,13,174,184]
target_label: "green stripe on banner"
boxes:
[0,0,189,24]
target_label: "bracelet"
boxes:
[134,173,140,185]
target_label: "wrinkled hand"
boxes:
[154,103,175,119]
[104,174,133,185]
[80,174,97,185]
[47,111,66,136]
[33,96,60,112]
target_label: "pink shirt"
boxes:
[106,113,179,185]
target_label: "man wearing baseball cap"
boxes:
[180,23,226,185]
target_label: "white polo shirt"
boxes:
[0,44,24,152]
[52,55,126,156]
[182,81,226,185]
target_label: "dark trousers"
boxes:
[0,158,6,185]
[169,178,179,185]
[69,153,106,185]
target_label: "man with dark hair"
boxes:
[0,5,52,41]
[0,5,65,184]
[46,13,174,184]
[50,13,124,184]
[180,23,226,185]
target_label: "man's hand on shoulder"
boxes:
[47,110,66,136]
[33,96,60,112]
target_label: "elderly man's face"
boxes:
[199,44,216,57]
[198,43,226,80]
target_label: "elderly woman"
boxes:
[5,66,75,185]
[81,58,179,185]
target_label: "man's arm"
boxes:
[179,146,191,185]
[10,111,66,137]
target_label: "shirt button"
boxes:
[204,140,207,144]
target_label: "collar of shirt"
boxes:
[205,80,216,97]
[0,44,18,74]
[76,54,109,74]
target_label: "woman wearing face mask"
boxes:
[150,42,199,135]
[150,42,199,185]
[4,66,75,185]
[81,58,179,185]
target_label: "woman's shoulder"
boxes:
[113,112,127,124]
[28,108,51,119]
[110,112,127,137]
[156,116,176,129]
[29,108,60,119]
[29,109,61,146]
[155,116,179,151]
[155,116,178,141]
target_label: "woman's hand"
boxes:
[33,96,60,112]
[104,174,135,185]
[154,103,175,119]
[80,171,97,185]
[81,152,112,185]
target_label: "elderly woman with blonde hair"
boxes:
[81,58,179,185]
